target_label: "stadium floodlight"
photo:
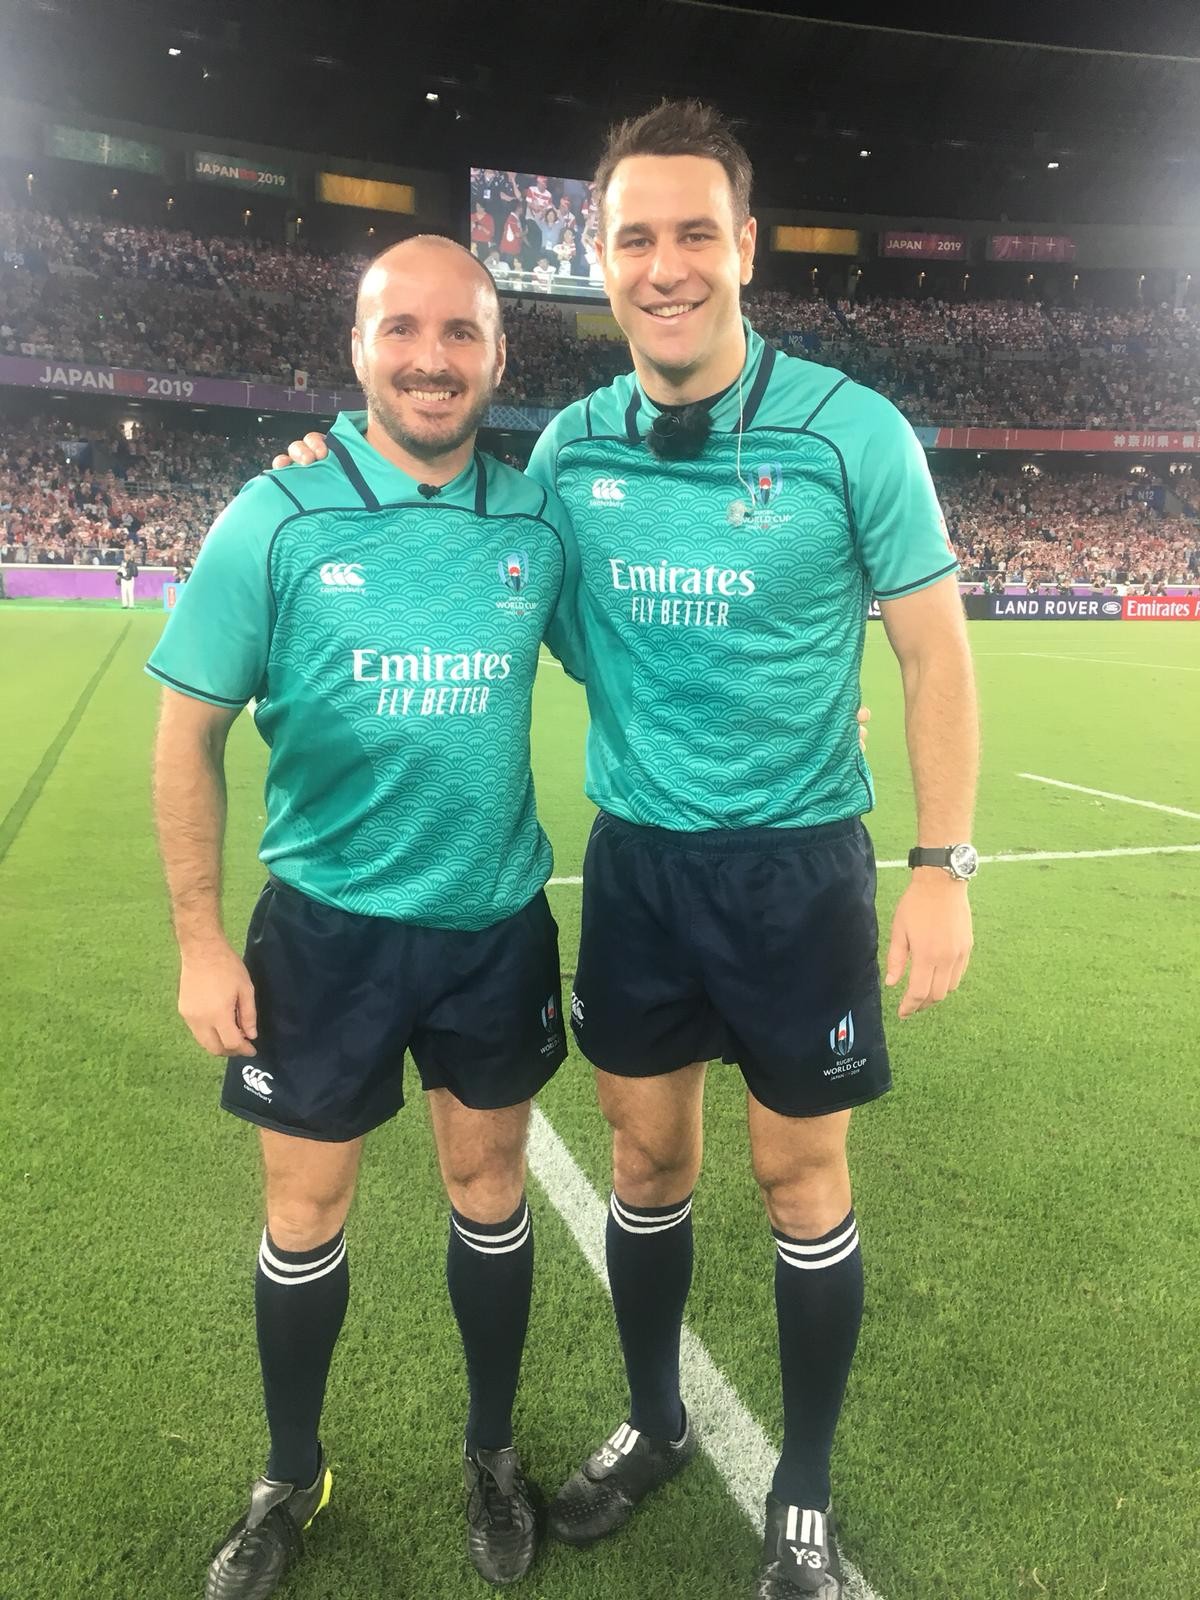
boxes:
[1047,161,1060,170]
[859,149,870,158]
[426,91,439,102]
[168,46,181,56]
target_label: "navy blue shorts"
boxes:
[570,812,891,1117]
[222,878,567,1142]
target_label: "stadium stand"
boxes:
[4,201,1200,425]
[3,201,1200,586]
[0,419,263,567]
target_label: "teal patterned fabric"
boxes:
[527,323,957,831]
[147,413,584,929]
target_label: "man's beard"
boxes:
[364,372,496,463]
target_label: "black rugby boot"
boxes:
[548,1412,698,1547]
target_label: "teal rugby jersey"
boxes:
[147,411,585,929]
[526,321,956,831]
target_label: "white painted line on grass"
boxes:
[526,1108,884,1600]
[975,650,1200,672]
[1018,773,1200,820]
[548,842,1200,886]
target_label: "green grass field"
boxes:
[1,607,1197,1600]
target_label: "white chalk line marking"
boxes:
[974,650,1200,672]
[526,1108,884,1600]
[1018,773,1200,821]
[548,842,1200,886]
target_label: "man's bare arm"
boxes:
[879,576,979,1017]
[153,688,258,1055]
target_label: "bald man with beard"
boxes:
[148,238,586,1599]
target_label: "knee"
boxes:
[754,1156,851,1239]
[266,1183,355,1252]
[611,1127,700,1208]
[443,1151,526,1225]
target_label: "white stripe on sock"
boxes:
[815,1510,826,1546]
[620,1425,641,1455]
[801,1507,814,1544]
[786,1505,799,1542]
[452,1211,532,1256]
[609,1192,694,1235]
[772,1217,858,1257]
[452,1203,529,1249]
[259,1229,345,1277]
[257,1235,347,1288]
[610,1422,630,1450]
[776,1232,860,1272]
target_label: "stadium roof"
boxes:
[7,0,1200,224]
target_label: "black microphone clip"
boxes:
[417,482,441,499]
[646,403,713,461]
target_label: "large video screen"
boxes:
[469,168,605,300]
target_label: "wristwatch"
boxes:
[908,844,980,880]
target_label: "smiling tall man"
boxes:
[522,103,979,1599]
[148,237,584,1598]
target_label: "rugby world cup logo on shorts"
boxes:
[830,1012,855,1057]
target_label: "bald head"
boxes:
[350,232,507,469]
[355,234,502,335]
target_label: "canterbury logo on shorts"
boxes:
[242,1064,275,1100]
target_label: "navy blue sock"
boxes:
[255,1227,349,1485]
[447,1197,534,1453]
[606,1191,694,1440]
[771,1210,864,1508]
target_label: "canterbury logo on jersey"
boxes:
[242,1065,274,1101]
[320,562,365,588]
[591,477,627,502]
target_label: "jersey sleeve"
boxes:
[849,394,958,600]
[541,490,587,684]
[145,475,283,708]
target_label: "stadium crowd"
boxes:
[0,420,262,567]
[4,202,1200,426]
[936,468,1200,586]
[3,412,1196,588]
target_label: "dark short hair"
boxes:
[593,99,753,234]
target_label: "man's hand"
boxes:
[178,939,258,1056]
[856,705,870,754]
[270,432,329,470]
[884,873,973,1019]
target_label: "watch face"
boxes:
[949,843,979,878]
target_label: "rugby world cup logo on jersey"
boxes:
[728,462,793,532]
[495,549,539,615]
[751,462,783,509]
[499,551,528,592]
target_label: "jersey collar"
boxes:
[622,319,776,446]
[326,410,488,514]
